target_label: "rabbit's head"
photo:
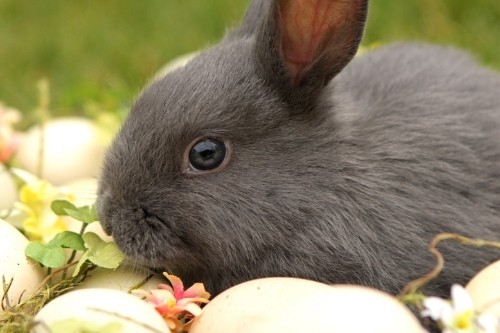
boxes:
[97,0,369,292]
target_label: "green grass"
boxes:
[0,0,499,118]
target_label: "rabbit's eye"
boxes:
[185,137,231,174]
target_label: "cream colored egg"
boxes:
[63,177,99,207]
[16,118,106,186]
[466,259,500,316]
[82,221,113,242]
[0,164,17,210]
[190,278,426,333]
[32,288,171,333]
[74,263,165,292]
[64,219,112,244]
[0,219,46,312]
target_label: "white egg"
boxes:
[0,164,17,210]
[190,278,426,333]
[0,219,46,313]
[16,118,106,186]
[74,263,165,292]
[79,221,113,242]
[466,259,500,316]
[64,218,112,244]
[32,288,171,333]
[63,177,99,207]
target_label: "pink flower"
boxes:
[0,102,22,163]
[133,273,211,332]
[0,132,21,163]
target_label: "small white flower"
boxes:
[421,284,499,333]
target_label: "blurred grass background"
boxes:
[0,0,499,120]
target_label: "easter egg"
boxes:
[63,177,99,207]
[16,118,106,185]
[190,277,426,333]
[466,259,500,316]
[0,164,17,210]
[0,219,46,313]
[74,263,165,292]
[32,288,171,333]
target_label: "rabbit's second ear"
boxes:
[255,0,368,111]
[233,0,269,38]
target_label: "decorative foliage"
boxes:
[25,231,85,268]
[2,199,124,332]
[22,199,124,276]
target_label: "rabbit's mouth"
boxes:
[97,197,196,266]
[97,191,176,243]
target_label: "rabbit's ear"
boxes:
[234,0,269,37]
[255,0,368,111]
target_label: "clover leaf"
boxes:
[51,200,99,224]
[46,231,86,251]
[73,232,124,276]
[51,200,77,216]
[25,241,66,268]
[25,231,86,268]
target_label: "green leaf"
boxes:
[89,242,125,269]
[83,232,124,269]
[73,251,91,277]
[25,231,86,268]
[51,200,99,224]
[64,205,99,224]
[73,232,124,276]
[46,231,86,251]
[83,231,103,249]
[25,241,66,268]
[51,200,77,216]
[50,318,123,333]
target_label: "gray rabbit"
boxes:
[97,0,500,298]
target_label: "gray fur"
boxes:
[97,0,500,297]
